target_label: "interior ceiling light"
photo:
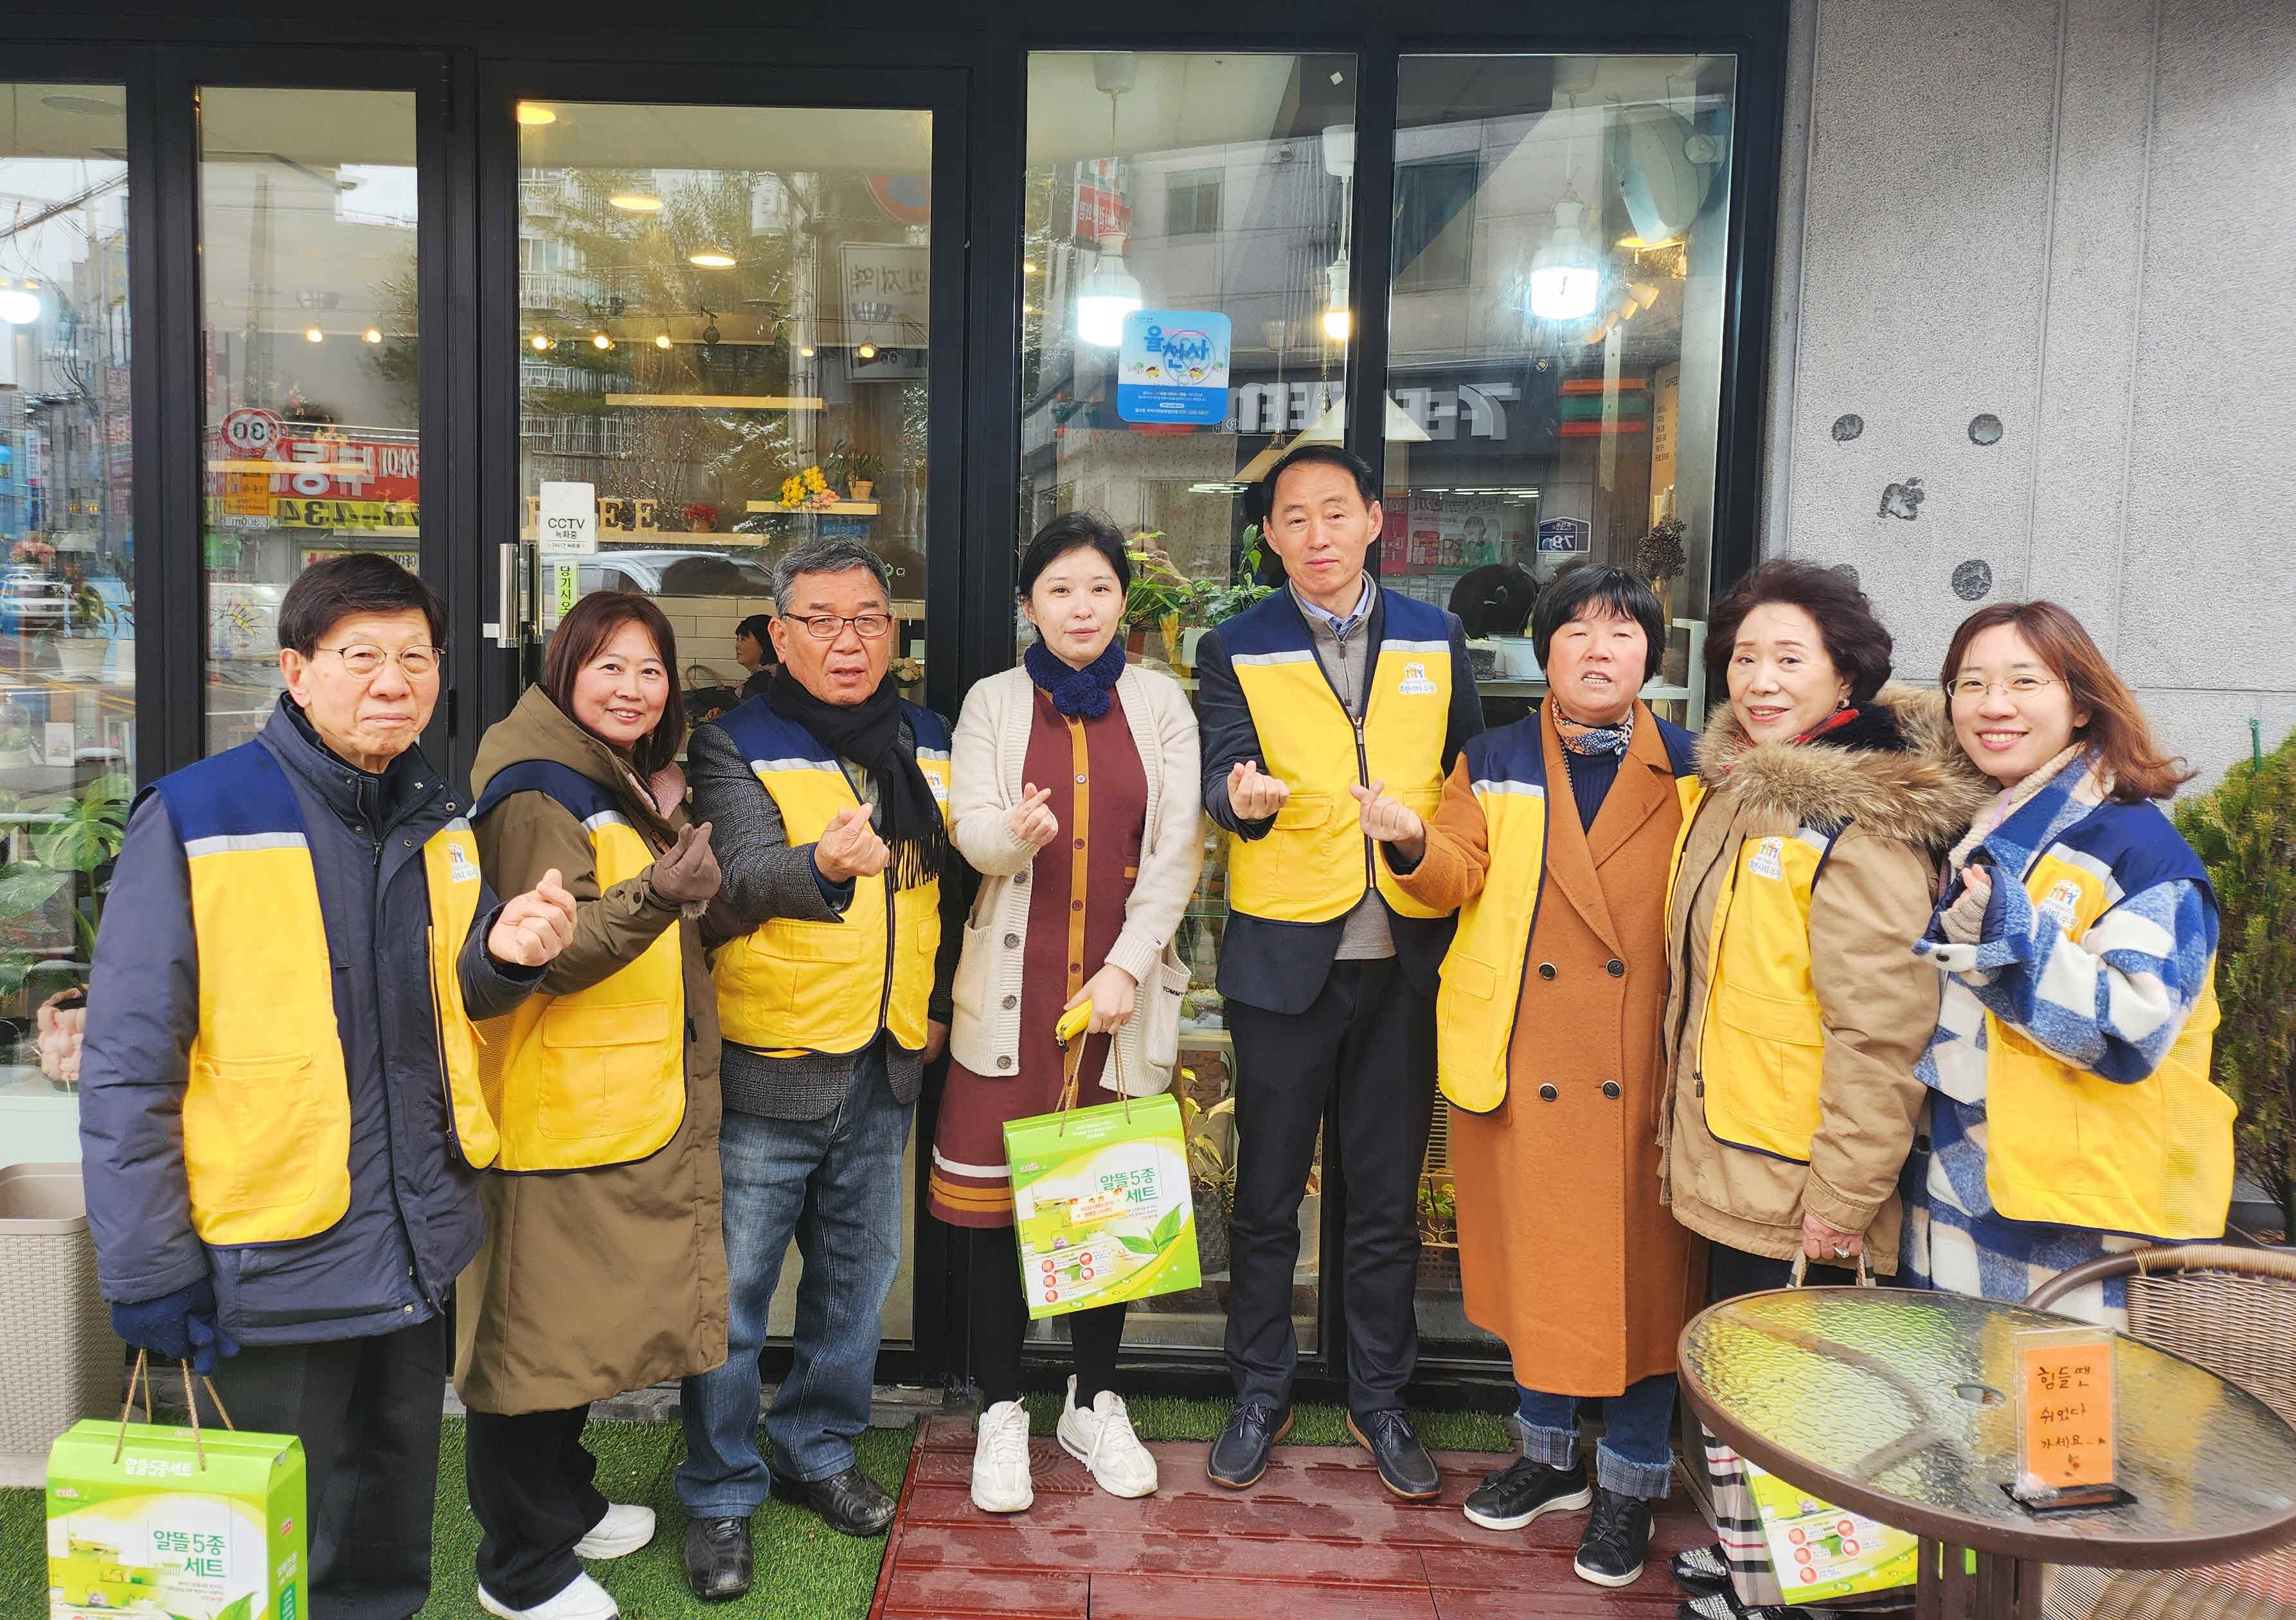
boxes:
[530,333,552,350]
[1320,255,1352,343]
[515,103,558,127]
[1529,198,1601,321]
[798,343,815,358]
[654,332,673,349]
[688,250,736,269]
[855,342,879,360]
[1320,125,1356,344]
[608,193,663,212]
[1023,260,1040,274]
[1073,235,1142,348]
[303,326,325,344]
[0,288,40,325]
[1617,233,1679,251]
[362,328,383,344]
[591,332,613,350]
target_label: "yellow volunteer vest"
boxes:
[710,699,950,1054]
[1696,825,1837,1162]
[470,761,686,1172]
[1439,709,1700,1113]
[1982,847,2234,1238]
[152,744,496,1246]
[1220,589,1452,925]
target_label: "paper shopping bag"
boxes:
[47,1354,307,1620]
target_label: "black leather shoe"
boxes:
[1347,1408,1442,1501]
[1462,1455,1592,1530]
[1574,1484,1655,1587]
[1205,1401,1293,1490]
[683,1515,752,1602]
[770,1464,896,1536]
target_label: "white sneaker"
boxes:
[1055,1377,1159,1499]
[571,1502,656,1561]
[478,1571,619,1620]
[971,1398,1034,1513]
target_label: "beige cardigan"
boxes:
[947,662,1203,1096]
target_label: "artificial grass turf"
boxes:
[4,1398,1514,1619]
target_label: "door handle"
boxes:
[491,541,519,648]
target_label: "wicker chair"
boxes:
[2023,1245,2296,1620]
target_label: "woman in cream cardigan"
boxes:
[933,512,1203,1515]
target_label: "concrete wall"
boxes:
[1762,0,2296,786]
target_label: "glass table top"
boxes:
[1680,1288,2296,1563]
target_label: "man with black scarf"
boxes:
[675,539,957,1601]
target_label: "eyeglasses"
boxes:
[1947,675,2059,701]
[316,643,445,678]
[782,612,893,641]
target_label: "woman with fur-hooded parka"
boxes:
[1660,684,1992,1275]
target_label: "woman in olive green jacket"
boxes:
[457,591,729,1620]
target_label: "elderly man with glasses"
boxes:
[675,537,957,1601]
[78,553,575,1620]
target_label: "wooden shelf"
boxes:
[746,500,883,516]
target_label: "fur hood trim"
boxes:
[1696,683,1994,853]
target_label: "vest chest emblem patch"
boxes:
[1398,661,1438,697]
[445,841,481,884]
[1750,836,1786,880]
[2039,878,2083,928]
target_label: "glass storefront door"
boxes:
[504,91,944,1345]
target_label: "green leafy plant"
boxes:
[1416,1174,1458,1246]
[1177,1086,1237,1210]
[0,770,131,997]
[2174,728,2296,1232]
[1125,527,1277,631]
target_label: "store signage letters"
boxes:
[1232,381,1519,440]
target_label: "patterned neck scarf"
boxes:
[1789,705,1861,745]
[1023,635,1125,718]
[1556,706,1635,758]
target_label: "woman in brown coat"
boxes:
[1374,567,1700,1591]
[457,592,730,1620]
[1658,560,1987,1618]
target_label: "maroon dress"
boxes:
[929,686,1147,1228]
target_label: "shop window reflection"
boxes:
[0,84,135,1164]
[1020,49,1356,1359]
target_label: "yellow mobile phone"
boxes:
[1055,1001,1093,1044]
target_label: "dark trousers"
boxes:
[962,1223,1126,1408]
[465,1404,605,1610]
[1706,1242,1860,1304]
[195,1315,448,1620]
[1225,956,1437,1418]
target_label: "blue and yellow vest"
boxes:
[1439,710,1699,1113]
[150,743,495,1246]
[469,761,686,1173]
[1983,803,2232,1238]
[709,699,951,1054]
[1221,589,1453,925]
[1689,812,1851,1164]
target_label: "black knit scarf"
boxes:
[766,668,946,889]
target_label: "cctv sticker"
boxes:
[1750,837,1787,880]
[1397,661,1438,697]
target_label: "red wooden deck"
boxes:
[868,1416,1707,1619]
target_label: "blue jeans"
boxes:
[1516,1371,1678,1500]
[677,1040,911,1513]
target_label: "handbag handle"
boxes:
[1789,1249,1876,1288]
[114,1348,235,1469]
[1052,1003,1134,1135]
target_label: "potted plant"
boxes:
[847,449,883,503]
[0,772,130,1092]
[1415,1173,1460,1287]
[0,702,31,770]
[1178,1084,1237,1275]
[683,502,719,534]
[57,580,111,677]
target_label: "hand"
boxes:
[813,805,889,884]
[1960,864,1993,903]
[924,1019,949,1063]
[1802,1211,1865,1262]
[1067,965,1139,1034]
[1007,783,1059,848]
[649,822,721,905]
[489,869,578,966]
[110,1278,240,1375]
[1349,778,1426,857]
[1227,760,1291,821]
[35,990,85,1086]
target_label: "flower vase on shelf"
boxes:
[849,479,874,502]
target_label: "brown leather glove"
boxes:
[649,821,722,907]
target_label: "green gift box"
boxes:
[46,1366,307,1620]
[1003,1090,1201,1321]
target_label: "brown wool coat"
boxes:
[1392,702,1700,1396]
[1659,686,1993,1273]
[454,686,730,1414]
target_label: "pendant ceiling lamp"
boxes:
[1075,54,1142,348]
[1529,198,1601,321]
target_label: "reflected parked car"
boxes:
[0,569,71,635]
[576,547,776,598]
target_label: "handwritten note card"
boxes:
[2017,1330,2116,1492]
